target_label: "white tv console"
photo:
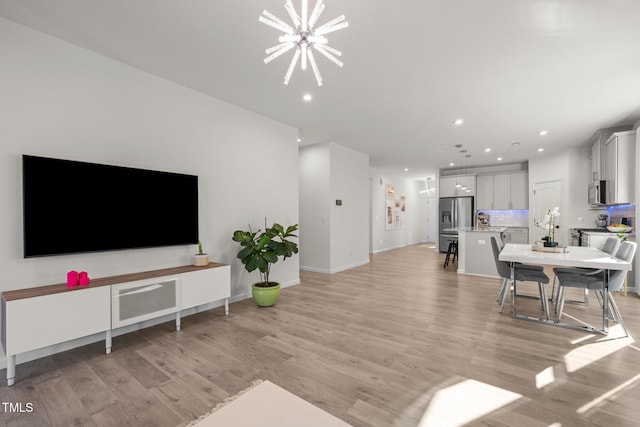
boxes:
[1,262,230,386]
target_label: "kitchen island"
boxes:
[454,227,507,276]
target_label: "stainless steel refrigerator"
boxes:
[439,196,474,252]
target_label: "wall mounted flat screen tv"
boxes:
[22,155,199,258]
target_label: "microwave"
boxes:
[588,180,606,205]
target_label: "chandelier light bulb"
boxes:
[259,0,348,86]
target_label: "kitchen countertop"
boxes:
[449,227,507,233]
[582,230,635,236]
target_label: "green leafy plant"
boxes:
[617,232,628,242]
[232,220,299,287]
[197,240,205,255]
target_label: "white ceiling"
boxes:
[2,0,640,179]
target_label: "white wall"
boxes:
[370,171,424,252]
[299,143,331,271]
[0,17,299,360]
[299,142,369,273]
[329,143,370,272]
[528,146,597,244]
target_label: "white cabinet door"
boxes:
[439,175,476,197]
[4,286,110,356]
[438,177,457,198]
[591,140,601,182]
[458,175,476,197]
[476,175,494,210]
[604,131,636,205]
[510,172,528,209]
[604,137,617,204]
[493,174,511,209]
[181,265,231,310]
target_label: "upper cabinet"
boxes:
[590,126,632,182]
[476,172,528,210]
[439,175,476,197]
[604,130,636,205]
[591,138,602,182]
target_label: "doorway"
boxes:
[532,179,563,243]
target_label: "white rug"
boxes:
[189,380,351,427]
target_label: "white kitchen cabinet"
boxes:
[591,139,602,182]
[476,175,494,210]
[590,126,631,182]
[509,172,528,209]
[503,227,529,244]
[439,175,476,197]
[603,130,636,205]
[475,172,528,210]
[493,174,511,209]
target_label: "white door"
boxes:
[532,180,562,243]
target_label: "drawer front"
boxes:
[111,277,179,328]
[4,286,110,355]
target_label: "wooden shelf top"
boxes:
[1,262,228,302]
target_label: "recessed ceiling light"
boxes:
[537,148,544,152]
[453,119,464,126]
[449,162,455,166]
[497,157,503,161]
[297,138,301,142]
[484,148,492,152]
[404,168,409,172]
[538,130,548,136]
[302,93,312,101]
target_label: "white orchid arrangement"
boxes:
[537,207,560,243]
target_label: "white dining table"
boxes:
[498,243,632,334]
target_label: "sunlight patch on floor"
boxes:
[569,333,596,345]
[418,379,521,427]
[535,366,555,389]
[577,373,640,414]
[563,325,634,373]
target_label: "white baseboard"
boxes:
[372,241,428,254]
[300,259,369,275]
[372,244,407,254]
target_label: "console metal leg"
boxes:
[105,330,112,354]
[176,311,181,331]
[7,355,15,386]
[225,298,229,316]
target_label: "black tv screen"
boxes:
[22,155,199,258]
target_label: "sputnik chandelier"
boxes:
[259,0,348,86]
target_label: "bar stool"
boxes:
[443,239,458,268]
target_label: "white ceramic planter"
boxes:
[193,254,209,267]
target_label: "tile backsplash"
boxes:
[607,204,635,227]
[477,209,529,227]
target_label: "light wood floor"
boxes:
[2,244,640,426]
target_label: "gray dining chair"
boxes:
[494,237,544,305]
[555,241,636,336]
[491,237,551,318]
[550,236,620,306]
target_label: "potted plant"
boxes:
[193,240,209,266]
[536,207,560,247]
[232,221,299,307]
